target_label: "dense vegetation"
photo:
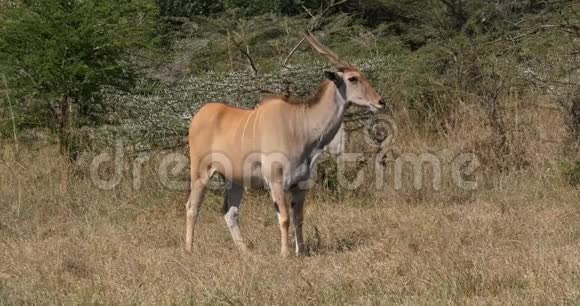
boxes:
[1,1,578,164]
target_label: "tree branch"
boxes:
[283,0,348,68]
[240,45,258,75]
[2,74,19,152]
[283,38,306,68]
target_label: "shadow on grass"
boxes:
[303,226,371,256]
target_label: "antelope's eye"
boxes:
[348,76,359,83]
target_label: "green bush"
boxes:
[561,160,580,186]
[0,0,159,158]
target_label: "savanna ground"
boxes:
[1,96,579,305]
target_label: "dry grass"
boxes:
[1,98,580,305]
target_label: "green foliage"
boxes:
[157,0,326,17]
[560,160,580,186]
[0,0,159,156]
[158,0,224,17]
[169,13,357,75]
[0,0,159,105]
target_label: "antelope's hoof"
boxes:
[281,249,291,258]
[237,245,249,254]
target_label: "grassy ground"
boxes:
[1,140,579,305]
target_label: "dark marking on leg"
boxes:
[223,189,230,215]
[273,202,280,213]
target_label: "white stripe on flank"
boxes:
[241,110,256,154]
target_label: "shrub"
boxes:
[0,0,159,158]
[561,160,580,186]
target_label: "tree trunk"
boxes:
[571,92,580,144]
[58,94,75,160]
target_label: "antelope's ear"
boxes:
[324,70,343,84]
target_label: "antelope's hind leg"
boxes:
[185,178,207,253]
[224,183,248,252]
[291,190,307,256]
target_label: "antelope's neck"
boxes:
[303,81,347,150]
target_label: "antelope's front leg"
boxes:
[270,183,291,257]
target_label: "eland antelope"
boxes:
[185,32,384,257]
